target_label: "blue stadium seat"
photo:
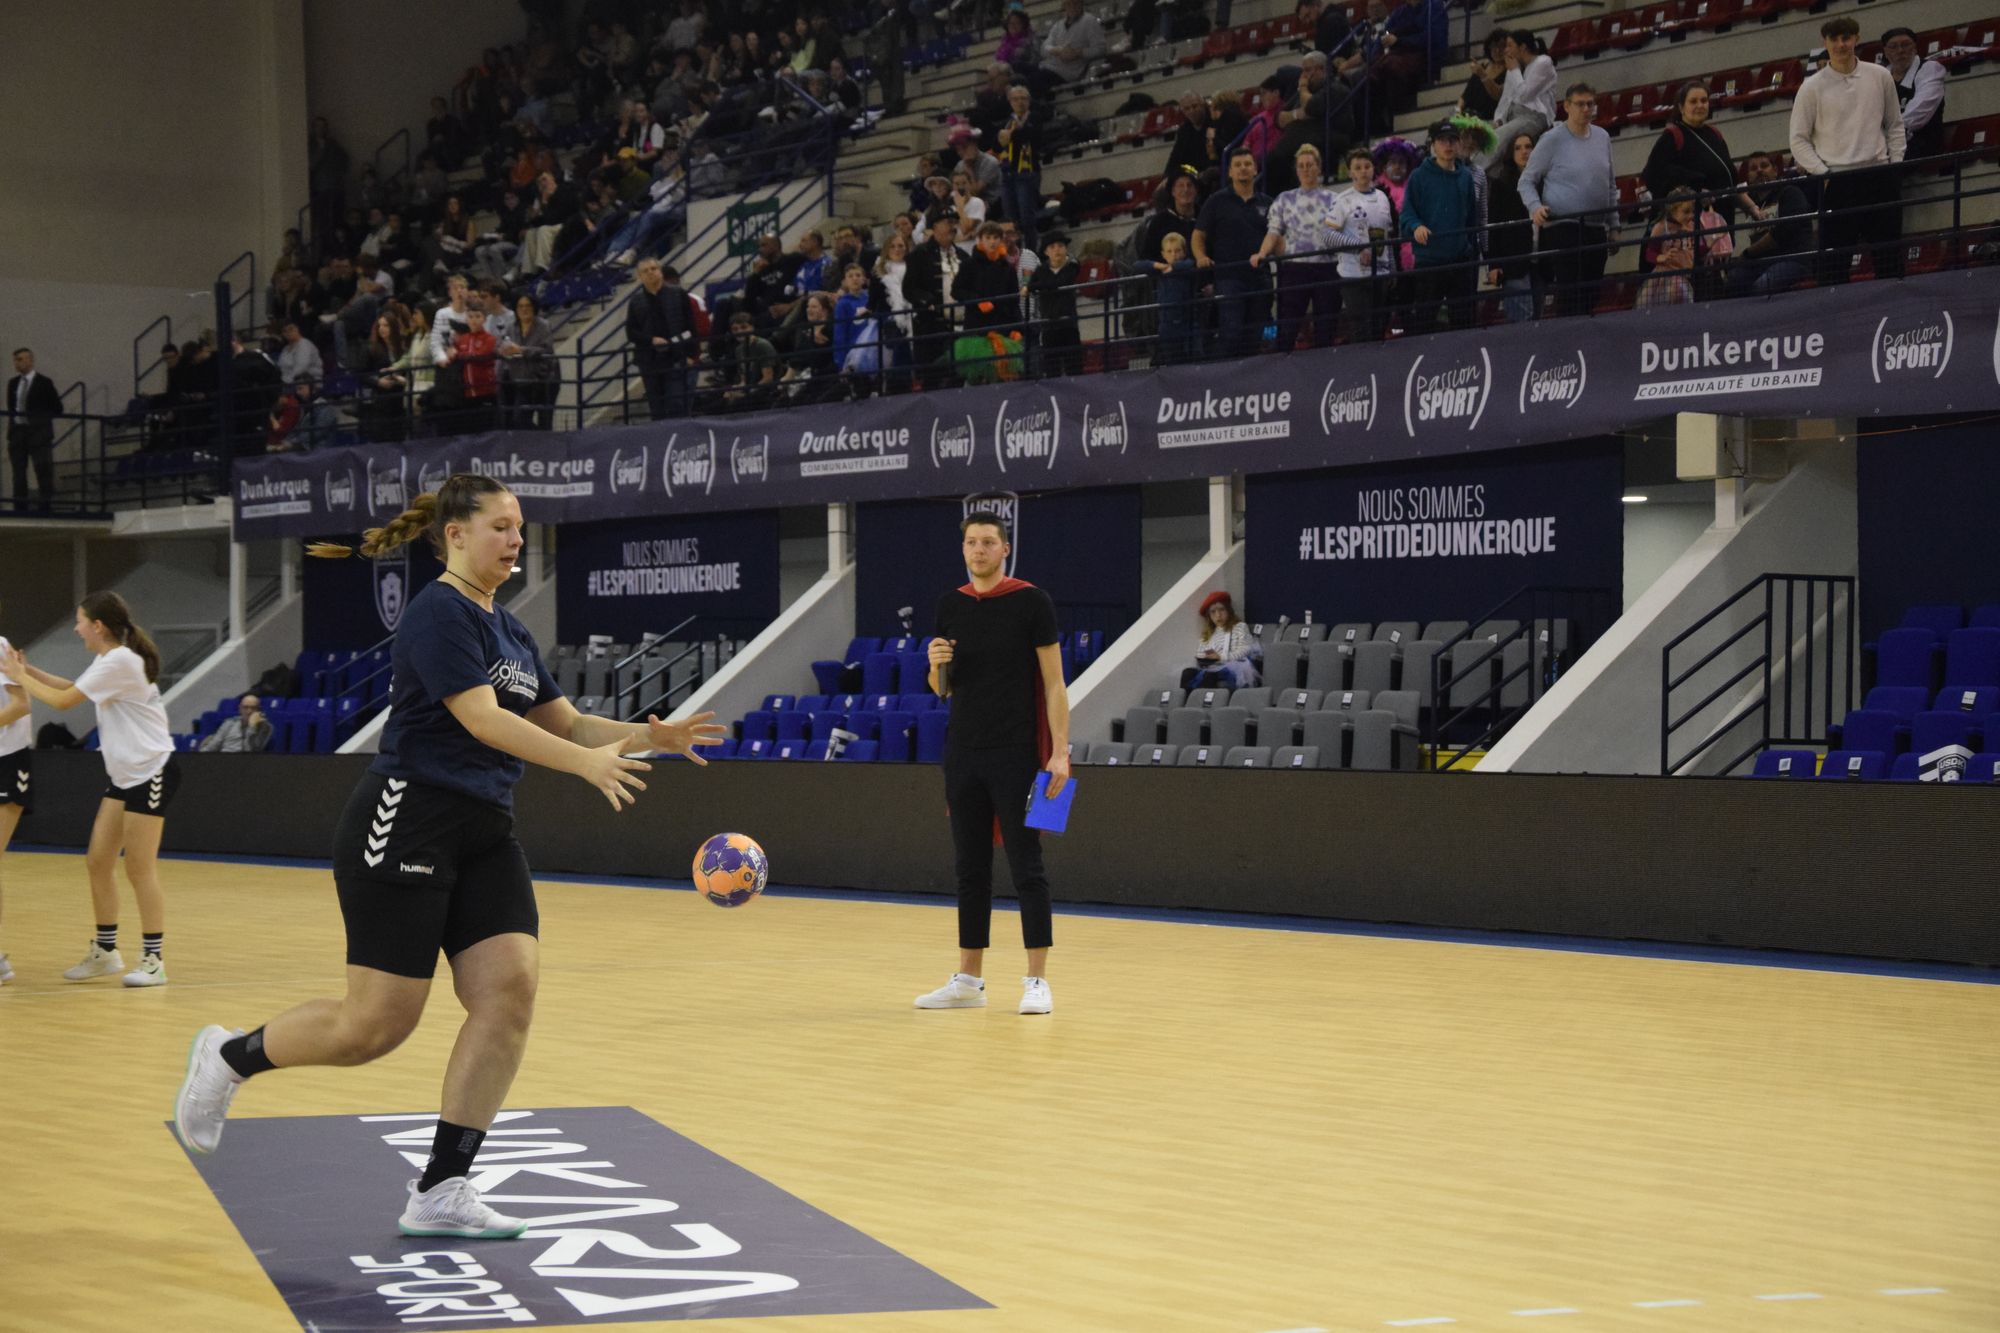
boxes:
[1828,709,1903,755]
[796,695,829,712]
[861,693,896,712]
[708,738,740,759]
[740,739,772,759]
[897,692,938,713]
[806,711,848,741]
[897,650,930,696]
[1859,685,1931,721]
[1900,604,1964,638]
[773,710,810,742]
[1874,628,1940,689]
[1966,755,2000,783]
[740,711,775,742]
[1889,753,1923,781]
[838,740,879,762]
[863,653,899,696]
[1751,749,1817,778]
[761,694,797,712]
[1944,627,2000,689]
[1935,685,2000,716]
[882,635,920,653]
[803,740,832,761]
[1814,751,1886,780]
[1971,604,2000,630]
[915,710,949,762]
[766,741,805,760]
[828,693,865,712]
[1910,711,1978,755]
[876,711,915,760]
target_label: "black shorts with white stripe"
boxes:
[0,750,31,811]
[104,758,180,816]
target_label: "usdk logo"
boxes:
[323,468,357,513]
[993,397,1060,472]
[608,446,649,495]
[1403,349,1492,436]
[1080,402,1128,456]
[661,433,714,498]
[730,435,769,484]
[367,459,407,516]
[1318,373,1378,433]
[1518,350,1587,413]
[1872,312,1952,383]
[929,414,976,467]
[373,551,409,632]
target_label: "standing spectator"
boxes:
[1209,91,1249,168]
[1642,82,1751,225]
[1520,85,1618,318]
[1264,53,1340,197]
[199,695,272,753]
[385,305,436,431]
[1485,132,1538,322]
[1152,233,1200,364]
[996,86,1044,252]
[1639,188,1732,306]
[1300,0,1354,60]
[906,210,965,386]
[832,264,882,386]
[875,234,916,390]
[1027,232,1082,378]
[1142,170,1205,261]
[1328,147,1397,342]
[625,258,700,420]
[1728,151,1816,297]
[6,349,61,509]
[998,10,1040,75]
[1193,146,1274,358]
[227,335,282,454]
[1165,93,1214,180]
[1040,0,1107,86]
[276,322,324,387]
[1372,136,1422,277]
[450,308,501,434]
[1488,32,1557,166]
[1882,26,1947,163]
[359,314,411,443]
[1400,120,1481,333]
[868,0,909,118]
[428,274,474,364]
[665,0,706,55]
[1257,144,1343,351]
[1790,16,1906,283]
[499,294,558,430]
[951,167,991,249]
[952,223,1023,333]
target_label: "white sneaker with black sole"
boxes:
[1019,976,1052,1015]
[913,973,987,1008]
[123,955,169,987]
[63,945,124,980]
[399,1177,530,1239]
[174,1024,246,1155]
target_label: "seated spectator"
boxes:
[947,124,1003,204]
[744,232,802,331]
[1188,592,1260,689]
[1040,0,1106,87]
[425,194,479,280]
[951,167,990,249]
[1485,131,1538,321]
[407,152,450,223]
[1729,151,1815,297]
[1265,52,1340,198]
[826,57,864,114]
[1639,188,1732,306]
[425,97,467,169]
[910,153,946,213]
[1300,0,1355,59]
[997,9,1040,74]
[1458,32,1507,120]
[721,310,780,412]
[1368,0,1452,130]
[267,377,338,452]
[1488,31,1556,167]
[276,321,323,385]
[199,696,273,753]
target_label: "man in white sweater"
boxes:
[1789,15,1906,283]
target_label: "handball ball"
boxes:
[693,833,769,908]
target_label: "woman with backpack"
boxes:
[1642,81,1759,227]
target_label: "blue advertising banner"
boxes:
[556,509,781,645]
[1245,441,1624,627]
[231,268,2000,540]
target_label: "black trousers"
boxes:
[943,743,1053,950]
[9,423,53,506]
[1819,166,1904,284]
[1538,222,1609,318]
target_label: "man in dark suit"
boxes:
[7,349,62,509]
[624,258,699,420]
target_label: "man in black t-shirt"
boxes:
[915,511,1069,1016]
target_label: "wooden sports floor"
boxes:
[1,848,1995,1333]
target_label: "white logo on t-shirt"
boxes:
[489,658,539,701]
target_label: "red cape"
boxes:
[952,578,1055,843]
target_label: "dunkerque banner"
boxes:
[231,268,2000,541]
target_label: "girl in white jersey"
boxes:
[0,607,35,984]
[2,591,179,987]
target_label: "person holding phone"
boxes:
[917,510,1069,1015]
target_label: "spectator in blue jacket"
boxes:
[1399,120,1480,333]
[1368,0,1452,130]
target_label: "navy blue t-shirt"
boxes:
[371,580,562,809]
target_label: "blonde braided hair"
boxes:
[305,475,507,561]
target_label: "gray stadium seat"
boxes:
[1225,746,1271,768]
[1350,640,1397,695]
[1273,745,1322,769]
[1327,622,1371,653]
[1304,643,1347,694]
[1350,708,1421,770]
[1374,690,1420,731]
[1399,641,1442,705]
[1421,620,1469,644]
[1122,707,1165,744]
[1301,712,1349,765]
[581,660,611,697]
[1254,707,1302,748]
[1165,707,1206,749]
[1374,621,1419,645]
[1535,618,1573,651]
[1473,619,1520,643]
[1264,641,1305,691]
[1447,641,1497,709]
[1285,622,1328,644]
[550,643,578,660]
[1324,689,1370,716]
[557,658,584,697]
[575,695,616,718]
[1135,744,1178,766]
[1187,686,1231,709]
[1230,687,1271,712]
[1087,742,1133,766]
[1177,744,1225,767]
[1207,706,1249,753]
[1501,640,1532,708]
[1275,687,1323,712]
[1140,685,1182,710]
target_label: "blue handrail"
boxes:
[216,251,258,339]
[133,315,175,398]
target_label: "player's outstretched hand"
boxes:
[581,736,650,810]
[645,712,729,766]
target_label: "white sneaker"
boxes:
[399,1177,530,1239]
[63,945,124,980]
[123,954,169,987]
[914,973,987,1009]
[0,953,13,985]
[1019,976,1053,1015]
[174,1024,245,1155]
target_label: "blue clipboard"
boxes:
[1024,771,1075,834]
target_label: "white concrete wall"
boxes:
[162,591,304,730]
[1623,500,1715,613]
[1068,543,1245,751]
[671,565,858,727]
[1480,441,1858,776]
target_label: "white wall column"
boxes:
[228,539,248,641]
[827,502,854,571]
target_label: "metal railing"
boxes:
[373,127,412,196]
[216,251,258,345]
[133,317,175,399]
[1661,573,1856,777]
[606,618,704,721]
[154,622,226,691]
[1429,585,1619,771]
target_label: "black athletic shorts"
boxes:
[104,758,180,816]
[0,750,31,811]
[331,772,539,979]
